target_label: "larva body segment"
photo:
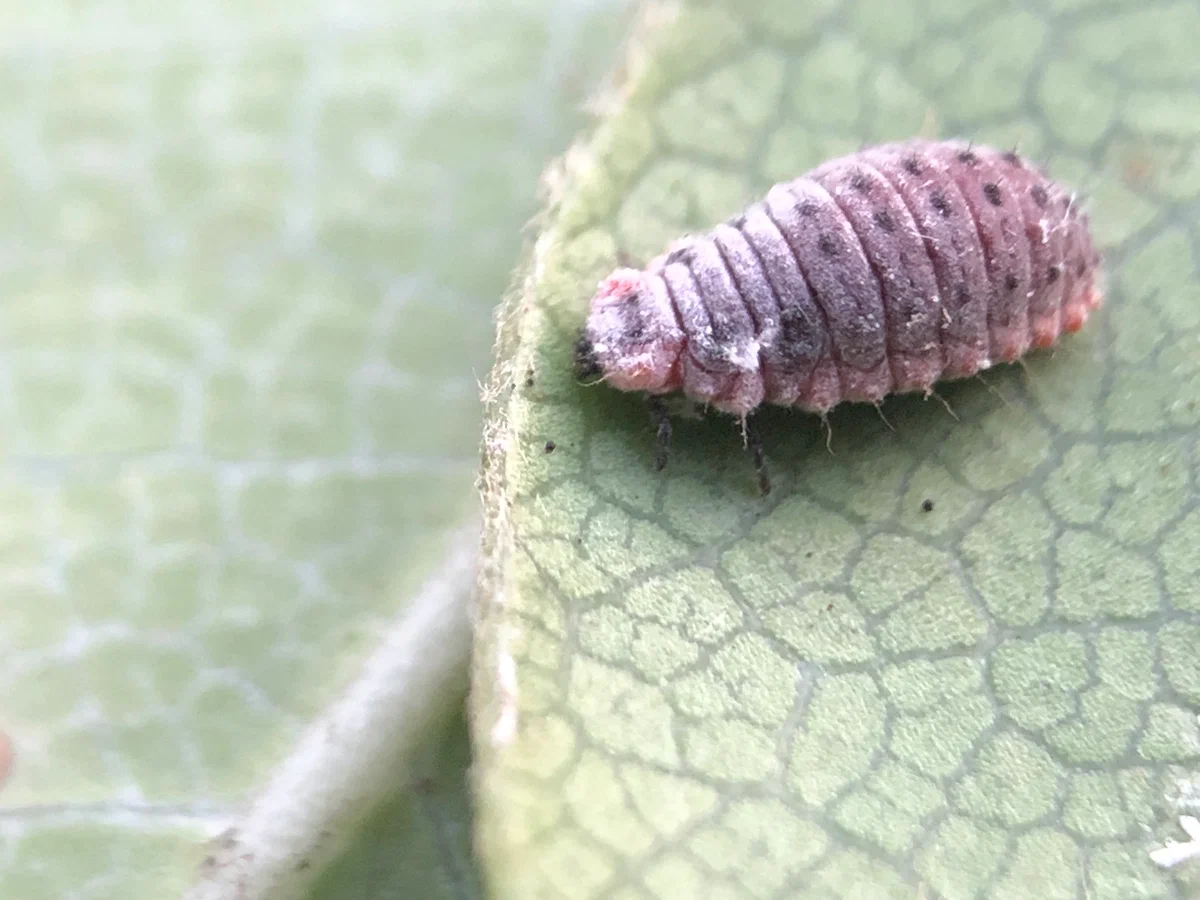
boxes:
[809,155,945,396]
[768,177,892,406]
[861,145,993,380]
[577,139,1102,420]
[736,204,835,409]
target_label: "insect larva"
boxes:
[574,139,1103,494]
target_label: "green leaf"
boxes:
[308,712,482,900]
[186,522,477,900]
[473,2,1200,898]
[0,2,630,898]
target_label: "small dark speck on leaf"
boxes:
[826,602,834,612]
[921,498,935,512]
[544,440,556,453]
[805,551,814,559]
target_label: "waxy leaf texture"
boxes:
[474,1,1200,898]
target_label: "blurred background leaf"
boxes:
[0,1,632,897]
[474,1,1200,898]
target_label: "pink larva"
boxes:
[574,139,1103,493]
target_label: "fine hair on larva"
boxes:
[574,138,1103,495]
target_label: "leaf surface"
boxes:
[0,2,630,898]
[473,2,1200,898]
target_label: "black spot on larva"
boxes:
[818,234,839,256]
[625,312,647,342]
[798,200,819,217]
[921,498,935,512]
[873,209,895,232]
[778,307,821,364]
[1030,184,1049,208]
[902,155,923,175]
[1004,272,1019,292]
[729,213,747,229]
[955,284,970,307]
[1002,151,1023,167]
[958,149,980,166]
[1076,261,1087,277]
[708,312,734,344]
[1046,264,1061,284]
[666,246,694,265]
[544,440,556,453]
[930,191,951,217]
[982,182,1003,206]
[850,171,872,193]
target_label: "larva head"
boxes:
[574,268,683,394]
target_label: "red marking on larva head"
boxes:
[595,271,642,303]
[578,267,683,394]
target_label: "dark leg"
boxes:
[648,396,672,471]
[743,415,771,496]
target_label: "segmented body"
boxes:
[576,139,1102,417]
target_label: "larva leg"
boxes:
[743,415,771,496]
[647,395,672,471]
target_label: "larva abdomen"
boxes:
[576,139,1102,420]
